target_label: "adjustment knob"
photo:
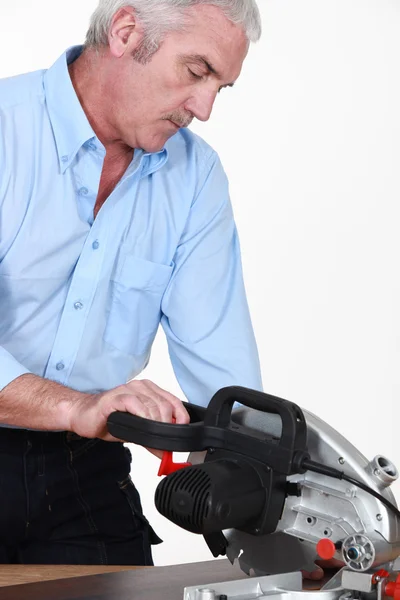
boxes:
[316,538,336,560]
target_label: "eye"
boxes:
[188,68,203,80]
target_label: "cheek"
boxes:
[156,73,190,108]
[167,89,193,110]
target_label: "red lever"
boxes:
[316,538,336,560]
[157,417,192,476]
[157,451,192,476]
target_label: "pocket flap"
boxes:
[117,256,173,292]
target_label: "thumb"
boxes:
[146,447,164,459]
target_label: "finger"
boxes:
[100,394,163,445]
[132,389,174,424]
[125,381,170,420]
[133,397,162,422]
[139,380,190,424]
[101,432,126,443]
[302,566,324,581]
[172,403,190,424]
[154,398,173,423]
[111,393,160,422]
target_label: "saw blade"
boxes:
[225,529,318,576]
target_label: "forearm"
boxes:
[0,374,88,431]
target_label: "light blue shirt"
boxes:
[0,46,262,408]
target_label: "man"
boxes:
[0,0,263,565]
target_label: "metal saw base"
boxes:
[183,568,391,600]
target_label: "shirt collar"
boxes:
[44,45,169,176]
[44,46,96,173]
[141,149,169,178]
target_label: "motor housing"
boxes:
[155,451,287,537]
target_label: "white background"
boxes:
[1,0,400,566]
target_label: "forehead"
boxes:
[168,4,249,81]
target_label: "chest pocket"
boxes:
[104,256,173,356]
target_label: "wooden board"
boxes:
[0,559,247,600]
[0,564,137,587]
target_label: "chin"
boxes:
[141,132,178,154]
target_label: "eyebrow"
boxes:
[183,54,235,89]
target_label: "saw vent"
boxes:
[155,466,211,533]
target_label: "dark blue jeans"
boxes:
[0,428,162,564]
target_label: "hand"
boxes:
[66,379,190,452]
[302,559,344,582]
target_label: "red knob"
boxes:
[385,574,400,600]
[316,538,336,560]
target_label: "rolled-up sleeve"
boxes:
[161,151,263,407]
[0,112,31,392]
[0,346,31,392]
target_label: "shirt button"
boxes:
[74,301,84,310]
[78,187,88,196]
[92,240,100,250]
[61,155,68,163]
[56,362,65,371]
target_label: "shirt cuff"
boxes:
[0,347,31,392]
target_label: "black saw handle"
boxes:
[107,386,309,476]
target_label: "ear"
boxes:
[108,6,143,58]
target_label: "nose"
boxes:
[184,88,218,123]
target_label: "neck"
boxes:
[68,48,132,158]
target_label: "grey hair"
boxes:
[85,0,262,63]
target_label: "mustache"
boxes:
[163,112,193,128]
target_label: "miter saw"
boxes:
[108,387,400,600]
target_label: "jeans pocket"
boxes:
[117,475,163,546]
